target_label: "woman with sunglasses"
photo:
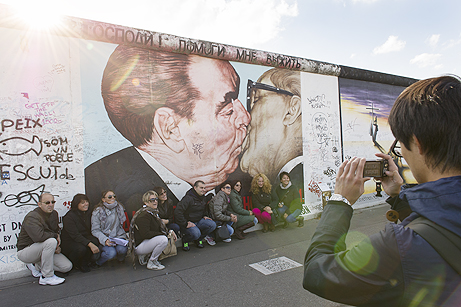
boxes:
[153,187,180,237]
[61,194,100,272]
[91,190,128,266]
[229,180,257,239]
[130,190,175,270]
[208,181,237,243]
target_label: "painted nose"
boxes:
[234,98,251,128]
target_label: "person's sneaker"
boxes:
[39,274,65,286]
[196,240,204,248]
[182,242,190,251]
[222,238,232,243]
[204,235,216,246]
[297,216,304,227]
[26,263,42,278]
[147,259,165,270]
[138,254,149,265]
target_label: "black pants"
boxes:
[61,237,100,268]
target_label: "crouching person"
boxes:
[175,181,217,251]
[131,191,174,270]
[17,193,72,286]
[209,181,237,243]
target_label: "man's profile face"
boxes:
[194,182,206,196]
[178,57,250,185]
[38,194,55,214]
[240,75,290,178]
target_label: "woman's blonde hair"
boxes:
[250,173,272,194]
[142,190,158,204]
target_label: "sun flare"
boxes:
[9,1,63,30]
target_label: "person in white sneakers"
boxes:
[16,193,72,285]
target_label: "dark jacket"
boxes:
[271,182,302,213]
[17,207,59,251]
[209,191,232,223]
[133,208,167,247]
[174,188,209,229]
[229,189,254,228]
[251,188,274,211]
[61,209,97,247]
[304,176,461,306]
[158,198,175,223]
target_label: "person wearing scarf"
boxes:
[130,190,176,270]
[61,194,100,272]
[91,190,128,265]
[272,172,304,227]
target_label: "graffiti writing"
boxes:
[308,180,322,198]
[312,113,329,145]
[192,143,204,159]
[1,118,42,132]
[0,135,42,160]
[323,167,336,180]
[307,94,328,109]
[1,184,44,208]
[0,164,74,181]
[34,75,54,92]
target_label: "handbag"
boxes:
[215,224,231,241]
[158,231,177,260]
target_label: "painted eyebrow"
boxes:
[215,91,239,116]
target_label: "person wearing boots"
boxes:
[229,180,258,239]
[272,172,304,228]
[250,174,276,232]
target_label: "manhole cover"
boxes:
[249,256,302,275]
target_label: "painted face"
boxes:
[38,194,55,214]
[178,57,251,186]
[240,76,290,178]
[194,182,206,196]
[158,189,167,202]
[77,200,89,212]
[233,181,242,193]
[281,174,290,187]
[257,176,264,188]
[222,184,232,195]
[103,191,116,204]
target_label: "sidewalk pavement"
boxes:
[0,203,390,307]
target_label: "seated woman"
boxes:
[229,180,258,239]
[272,172,304,228]
[61,194,100,272]
[209,181,237,243]
[131,190,175,270]
[250,174,276,232]
[91,190,128,266]
[153,186,180,237]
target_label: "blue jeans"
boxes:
[225,221,234,236]
[183,218,216,243]
[96,244,128,265]
[277,206,302,223]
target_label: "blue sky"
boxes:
[1,0,460,79]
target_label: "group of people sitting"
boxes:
[16,171,304,286]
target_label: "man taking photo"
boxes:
[304,75,461,306]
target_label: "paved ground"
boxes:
[0,204,390,307]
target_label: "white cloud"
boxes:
[426,34,440,47]
[1,0,299,48]
[352,0,379,3]
[410,53,442,68]
[444,33,461,49]
[373,35,406,54]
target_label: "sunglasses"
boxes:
[149,198,159,203]
[223,186,231,190]
[106,195,116,199]
[389,139,402,158]
[43,201,56,205]
[247,79,295,112]
[234,183,241,187]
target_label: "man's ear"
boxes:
[282,95,302,126]
[153,107,185,153]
